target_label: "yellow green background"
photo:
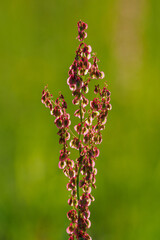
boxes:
[0,0,160,239]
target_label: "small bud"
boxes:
[58,161,66,169]
[54,117,63,129]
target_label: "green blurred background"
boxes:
[0,0,160,239]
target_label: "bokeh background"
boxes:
[0,0,160,239]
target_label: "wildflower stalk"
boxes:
[41,20,112,240]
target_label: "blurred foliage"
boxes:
[0,0,160,240]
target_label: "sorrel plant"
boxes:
[41,20,112,240]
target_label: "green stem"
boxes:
[77,99,83,217]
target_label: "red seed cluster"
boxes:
[77,20,88,41]
[41,20,112,240]
[41,87,72,171]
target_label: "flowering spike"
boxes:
[41,20,111,240]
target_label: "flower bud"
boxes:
[54,117,63,129]
[58,161,66,169]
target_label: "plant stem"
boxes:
[77,99,83,217]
